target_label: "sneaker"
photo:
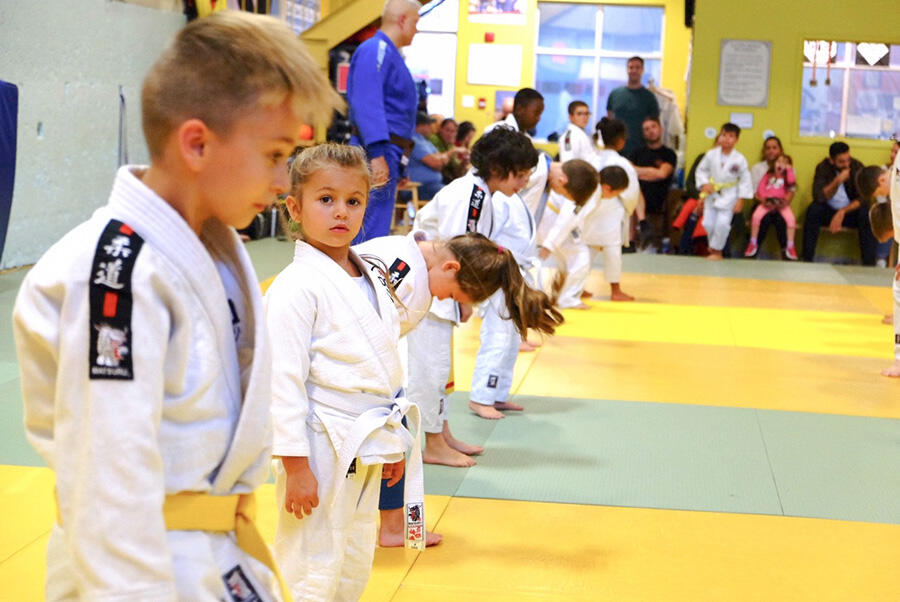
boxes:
[744,241,758,257]
[876,258,887,268]
[784,246,798,260]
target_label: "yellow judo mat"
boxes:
[3,262,900,600]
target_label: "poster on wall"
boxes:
[467,0,526,25]
[467,44,522,87]
[717,39,771,107]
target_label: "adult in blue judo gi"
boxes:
[347,0,420,242]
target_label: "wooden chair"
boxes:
[391,180,423,233]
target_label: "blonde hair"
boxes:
[141,11,343,159]
[281,143,371,242]
[445,234,564,337]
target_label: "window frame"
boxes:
[533,1,666,140]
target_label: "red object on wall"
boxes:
[477,98,487,109]
[484,32,494,43]
[336,62,350,93]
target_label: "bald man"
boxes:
[348,0,420,242]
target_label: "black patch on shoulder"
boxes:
[88,220,143,380]
[388,258,411,288]
[223,565,262,601]
[466,184,487,233]
[487,375,499,388]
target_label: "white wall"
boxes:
[0,0,183,268]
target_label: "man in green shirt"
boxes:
[606,56,660,157]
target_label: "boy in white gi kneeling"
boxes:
[12,13,340,601]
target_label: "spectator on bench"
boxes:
[802,141,877,265]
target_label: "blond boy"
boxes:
[12,13,340,600]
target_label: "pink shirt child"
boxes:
[751,166,796,228]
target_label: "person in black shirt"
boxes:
[629,116,677,250]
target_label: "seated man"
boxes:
[802,141,877,265]
[429,118,468,183]
[408,112,461,200]
[630,116,676,250]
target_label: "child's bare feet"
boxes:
[569,302,590,309]
[519,341,537,352]
[706,250,723,260]
[580,290,593,298]
[424,432,476,466]
[881,359,900,377]
[469,401,505,419]
[882,314,892,325]
[609,283,634,302]
[378,509,443,547]
[494,401,524,411]
[443,422,484,455]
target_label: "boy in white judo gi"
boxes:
[11,12,341,601]
[539,165,629,309]
[859,157,900,377]
[559,100,597,164]
[695,122,754,260]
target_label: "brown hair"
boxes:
[561,159,599,206]
[856,165,888,203]
[445,234,563,337]
[599,165,629,193]
[281,143,371,242]
[141,11,343,159]
[869,202,893,240]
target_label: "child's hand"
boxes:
[700,184,714,196]
[538,246,550,260]
[459,302,474,322]
[382,457,406,487]
[282,458,319,519]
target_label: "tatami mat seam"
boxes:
[754,409,785,517]
[0,530,50,566]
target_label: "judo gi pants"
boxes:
[556,241,591,308]
[470,289,519,404]
[595,244,622,285]
[354,144,403,243]
[273,426,382,602]
[702,204,734,251]
[406,313,453,434]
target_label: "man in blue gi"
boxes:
[347,0,420,242]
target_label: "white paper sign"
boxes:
[467,44,522,87]
[718,39,771,107]
[729,112,754,129]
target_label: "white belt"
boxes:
[307,384,426,551]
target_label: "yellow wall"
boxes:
[453,0,692,136]
[686,0,900,214]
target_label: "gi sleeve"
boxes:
[621,161,641,215]
[265,278,315,457]
[413,191,441,238]
[13,254,178,600]
[544,198,584,253]
[348,39,391,160]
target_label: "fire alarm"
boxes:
[484,32,495,43]
[477,98,487,109]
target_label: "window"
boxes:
[799,41,900,140]
[534,3,664,140]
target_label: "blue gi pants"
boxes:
[354,144,403,244]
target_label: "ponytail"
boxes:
[445,233,564,337]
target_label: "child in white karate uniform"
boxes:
[410,127,562,464]
[540,165,629,309]
[695,122,754,260]
[859,158,900,377]
[356,231,560,537]
[12,13,339,601]
[266,144,423,601]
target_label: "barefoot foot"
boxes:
[580,290,593,298]
[494,401,524,411]
[610,290,634,301]
[519,341,537,352]
[881,360,900,377]
[424,433,477,466]
[469,401,505,419]
[378,509,443,547]
[706,251,723,261]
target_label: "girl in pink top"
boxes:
[745,154,798,259]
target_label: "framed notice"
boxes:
[717,39,771,107]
